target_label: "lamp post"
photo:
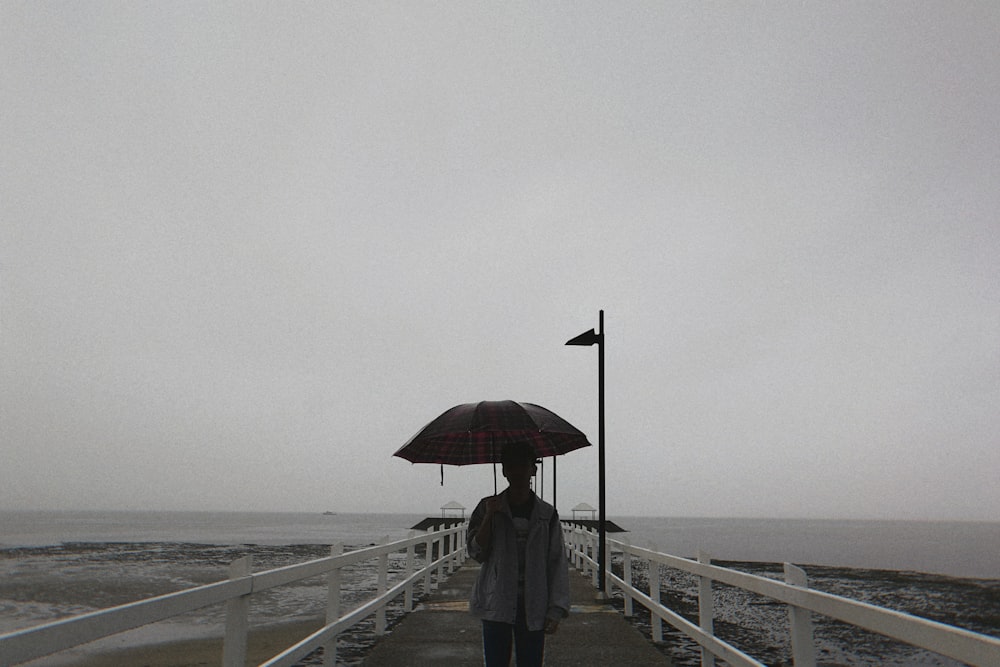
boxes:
[566,309,606,597]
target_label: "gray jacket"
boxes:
[466,491,570,631]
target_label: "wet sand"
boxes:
[6,543,999,666]
[2,542,406,666]
[63,620,322,667]
[611,558,1000,667]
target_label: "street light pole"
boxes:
[566,309,606,597]
[596,310,606,598]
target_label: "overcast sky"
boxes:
[2,3,998,521]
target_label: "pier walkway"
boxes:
[361,562,671,666]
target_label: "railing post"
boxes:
[603,532,612,598]
[459,524,467,565]
[623,539,633,616]
[447,529,455,573]
[583,529,597,588]
[376,536,389,635]
[223,555,251,667]
[698,550,716,667]
[436,528,446,583]
[591,529,599,587]
[784,563,816,667]
[423,530,434,594]
[405,532,416,612]
[649,546,662,643]
[323,544,343,667]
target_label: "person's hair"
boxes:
[501,441,537,466]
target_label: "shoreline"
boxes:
[7,557,998,667]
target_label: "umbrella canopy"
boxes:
[394,400,592,466]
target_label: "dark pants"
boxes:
[482,608,545,667]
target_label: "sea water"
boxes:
[620,516,1000,579]
[0,510,425,550]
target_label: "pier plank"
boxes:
[361,563,670,666]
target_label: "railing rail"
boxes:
[562,524,1000,667]
[0,524,467,666]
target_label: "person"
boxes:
[466,441,570,667]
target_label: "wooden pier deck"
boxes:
[361,563,671,666]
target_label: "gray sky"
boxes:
[2,3,998,521]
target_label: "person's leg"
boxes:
[482,619,514,666]
[511,610,545,667]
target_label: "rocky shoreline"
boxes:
[608,555,1000,666]
[0,542,416,665]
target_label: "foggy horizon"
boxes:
[3,4,998,523]
[6,508,999,525]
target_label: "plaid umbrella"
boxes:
[394,400,592,465]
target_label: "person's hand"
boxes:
[544,618,560,634]
[474,495,502,552]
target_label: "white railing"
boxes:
[562,524,1000,667]
[0,524,467,667]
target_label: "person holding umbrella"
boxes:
[467,441,570,667]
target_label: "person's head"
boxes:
[501,441,538,488]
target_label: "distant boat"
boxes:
[322,511,336,516]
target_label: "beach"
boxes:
[9,550,999,667]
[3,512,999,666]
[2,541,415,666]
[608,557,1000,667]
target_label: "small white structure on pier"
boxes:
[441,500,466,519]
[571,502,597,520]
